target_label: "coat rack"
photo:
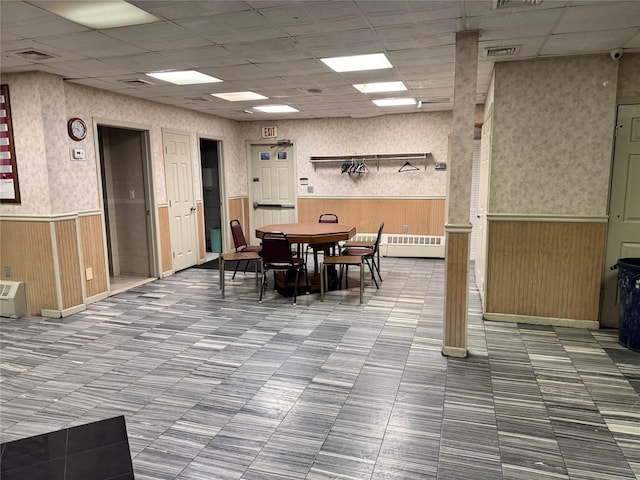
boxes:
[309,152,430,171]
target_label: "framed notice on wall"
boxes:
[0,84,20,203]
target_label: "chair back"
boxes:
[372,222,384,254]
[318,213,338,223]
[230,219,248,251]
[261,232,294,267]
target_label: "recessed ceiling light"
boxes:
[353,81,407,93]
[321,53,393,72]
[31,1,160,29]
[146,70,222,85]
[211,91,268,102]
[372,98,417,107]
[253,105,299,113]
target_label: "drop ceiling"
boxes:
[1,0,639,121]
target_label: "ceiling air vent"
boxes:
[484,45,520,57]
[493,0,543,7]
[12,49,56,61]
[119,78,155,86]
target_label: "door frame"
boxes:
[247,140,298,244]
[92,118,161,287]
[600,103,640,327]
[197,135,227,257]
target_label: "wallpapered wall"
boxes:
[0,72,243,215]
[490,54,618,216]
[2,71,459,218]
[240,112,459,198]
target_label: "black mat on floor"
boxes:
[193,259,220,269]
[193,259,254,271]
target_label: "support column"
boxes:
[442,30,478,358]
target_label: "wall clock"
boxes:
[67,117,87,141]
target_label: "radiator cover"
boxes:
[0,281,27,318]
[351,234,445,258]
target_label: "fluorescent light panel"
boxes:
[353,81,407,93]
[32,1,160,29]
[147,70,222,85]
[321,53,392,72]
[212,91,267,102]
[373,98,417,106]
[253,105,298,113]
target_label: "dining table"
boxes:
[255,222,357,293]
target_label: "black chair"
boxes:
[230,219,262,279]
[259,232,308,305]
[342,221,384,288]
[305,213,339,264]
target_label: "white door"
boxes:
[601,104,640,327]
[475,113,493,303]
[249,143,296,243]
[163,131,197,271]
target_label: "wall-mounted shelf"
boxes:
[309,152,430,171]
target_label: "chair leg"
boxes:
[259,267,267,303]
[293,268,299,305]
[364,258,379,288]
[232,260,240,280]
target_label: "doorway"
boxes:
[200,138,223,261]
[98,126,156,293]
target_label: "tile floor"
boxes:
[1,257,638,480]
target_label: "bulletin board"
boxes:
[0,84,21,203]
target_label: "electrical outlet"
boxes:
[86,267,93,281]
[4,265,10,277]
[403,225,409,233]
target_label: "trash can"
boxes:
[613,258,640,352]
[210,228,222,253]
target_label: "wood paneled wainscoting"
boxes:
[227,197,250,251]
[0,212,108,317]
[484,217,607,329]
[298,197,446,236]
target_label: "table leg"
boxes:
[359,260,364,303]
[220,256,225,298]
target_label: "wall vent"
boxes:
[0,281,27,318]
[350,234,445,258]
[484,45,520,57]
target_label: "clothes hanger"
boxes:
[399,161,419,172]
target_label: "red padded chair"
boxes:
[342,221,384,289]
[259,231,308,305]
[230,219,262,279]
[306,213,339,264]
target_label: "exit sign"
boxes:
[262,126,277,138]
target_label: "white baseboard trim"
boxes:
[484,312,599,330]
[41,304,86,318]
[441,346,468,358]
[85,291,110,305]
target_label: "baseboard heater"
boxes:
[350,233,445,258]
[0,280,27,318]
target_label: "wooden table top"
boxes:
[255,223,356,245]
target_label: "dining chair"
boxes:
[230,219,262,279]
[259,231,308,305]
[305,213,339,265]
[342,221,384,288]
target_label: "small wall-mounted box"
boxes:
[434,162,447,170]
[70,147,86,160]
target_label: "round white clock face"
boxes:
[68,118,87,141]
